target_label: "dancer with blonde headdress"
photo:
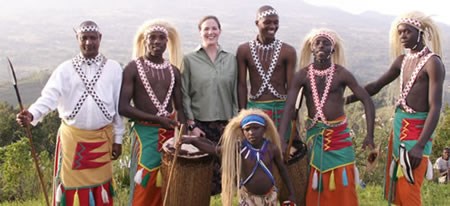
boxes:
[119,19,185,206]
[279,28,376,205]
[182,108,296,206]
[346,11,445,206]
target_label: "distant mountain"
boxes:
[1,0,449,105]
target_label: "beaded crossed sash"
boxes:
[307,63,347,129]
[135,57,174,117]
[239,139,275,187]
[248,39,286,100]
[68,54,112,120]
[397,47,435,113]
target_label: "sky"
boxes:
[304,0,449,25]
[1,0,448,25]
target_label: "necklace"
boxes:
[143,59,170,80]
[249,39,286,100]
[136,57,175,117]
[254,39,277,61]
[310,64,334,77]
[307,63,344,128]
[405,46,429,60]
[240,139,268,160]
[397,47,434,113]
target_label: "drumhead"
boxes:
[162,137,209,159]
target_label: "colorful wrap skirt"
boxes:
[384,108,433,206]
[305,117,358,206]
[129,121,174,206]
[53,122,114,206]
[247,100,291,141]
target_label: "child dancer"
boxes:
[182,109,296,206]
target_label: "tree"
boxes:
[432,104,450,160]
[0,101,60,155]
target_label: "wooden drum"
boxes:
[275,139,308,206]
[161,137,214,206]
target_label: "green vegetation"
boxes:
[1,183,448,206]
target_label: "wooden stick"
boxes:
[284,87,304,161]
[163,124,185,206]
[25,123,50,206]
[7,57,50,206]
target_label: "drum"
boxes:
[161,137,214,206]
[275,139,308,206]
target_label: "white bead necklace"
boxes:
[397,47,434,113]
[136,57,175,117]
[249,39,286,100]
[143,59,171,80]
[307,63,346,129]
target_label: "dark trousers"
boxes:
[195,120,228,196]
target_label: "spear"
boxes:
[6,57,50,206]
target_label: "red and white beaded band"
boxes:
[136,57,174,117]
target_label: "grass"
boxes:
[357,181,450,206]
[1,181,448,206]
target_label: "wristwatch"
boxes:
[188,123,197,131]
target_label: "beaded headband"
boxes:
[145,25,168,37]
[311,32,335,47]
[258,9,278,19]
[241,114,266,128]
[75,25,100,34]
[398,17,422,31]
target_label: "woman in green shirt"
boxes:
[181,15,238,195]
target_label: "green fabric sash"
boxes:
[393,107,432,159]
[247,100,291,141]
[306,120,355,172]
[132,123,163,170]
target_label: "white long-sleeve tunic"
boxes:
[29,54,125,144]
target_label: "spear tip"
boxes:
[6,56,17,86]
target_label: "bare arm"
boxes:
[279,69,306,146]
[346,57,402,104]
[173,67,186,125]
[237,44,249,110]
[284,45,297,90]
[118,62,175,128]
[409,57,445,169]
[181,136,219,155]
[343,68,375,150]
[272,144,295,201]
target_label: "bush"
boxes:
[0,101,60,156]
[432,104,450,161]
[0,138,52,202]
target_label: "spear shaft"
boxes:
[163,124,185,206]
[7,57,50,206]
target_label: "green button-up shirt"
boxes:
[181,45,238,121]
